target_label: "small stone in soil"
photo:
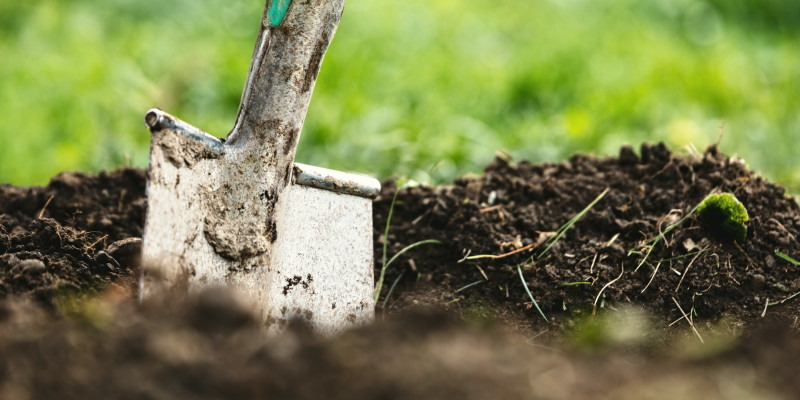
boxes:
[19,259,46,274]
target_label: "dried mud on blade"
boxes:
[140,0,380,336]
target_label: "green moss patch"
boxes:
[697,193,749,243]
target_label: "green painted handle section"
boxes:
[267,0,292,27]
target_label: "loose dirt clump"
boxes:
[0,169,144,306]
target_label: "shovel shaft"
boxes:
[196,0,348,262]
[228,0,346,156]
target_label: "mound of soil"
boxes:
[1,142,800,399]
[375,143,800,331]
[0,169,145,304]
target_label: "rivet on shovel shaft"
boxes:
[140,0,379,337]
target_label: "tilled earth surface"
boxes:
[1,143,799,399]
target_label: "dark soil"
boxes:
[375,143,800,332]
[0,169,145,305]
[1,143,799,399]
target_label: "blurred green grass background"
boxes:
[1,0,798,192]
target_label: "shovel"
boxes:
[140,0,380,336]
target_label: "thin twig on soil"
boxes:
[517,265,548,323]
[672,297,704,343]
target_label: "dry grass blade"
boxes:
[641,261,661,294]
[84,235,108,252]
[593,264,624,313]
[463,234,549,262]
[475,265,488,280]
[672,297,704,343]
[605,233,620,246]
[674,247,708,292]
[631,191,712,274]
[465,241,538,261]
[38,194,54,219]
[767,290,800,307]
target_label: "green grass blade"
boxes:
[518,265,548,323]
[382,190,399,269]
[384,240,442,271]
[382,268,407,309]
[456,280,486,293]
[775,249,800,266]
[556,281,590,288]
[374,239,441,303]
[538,188,609,259]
